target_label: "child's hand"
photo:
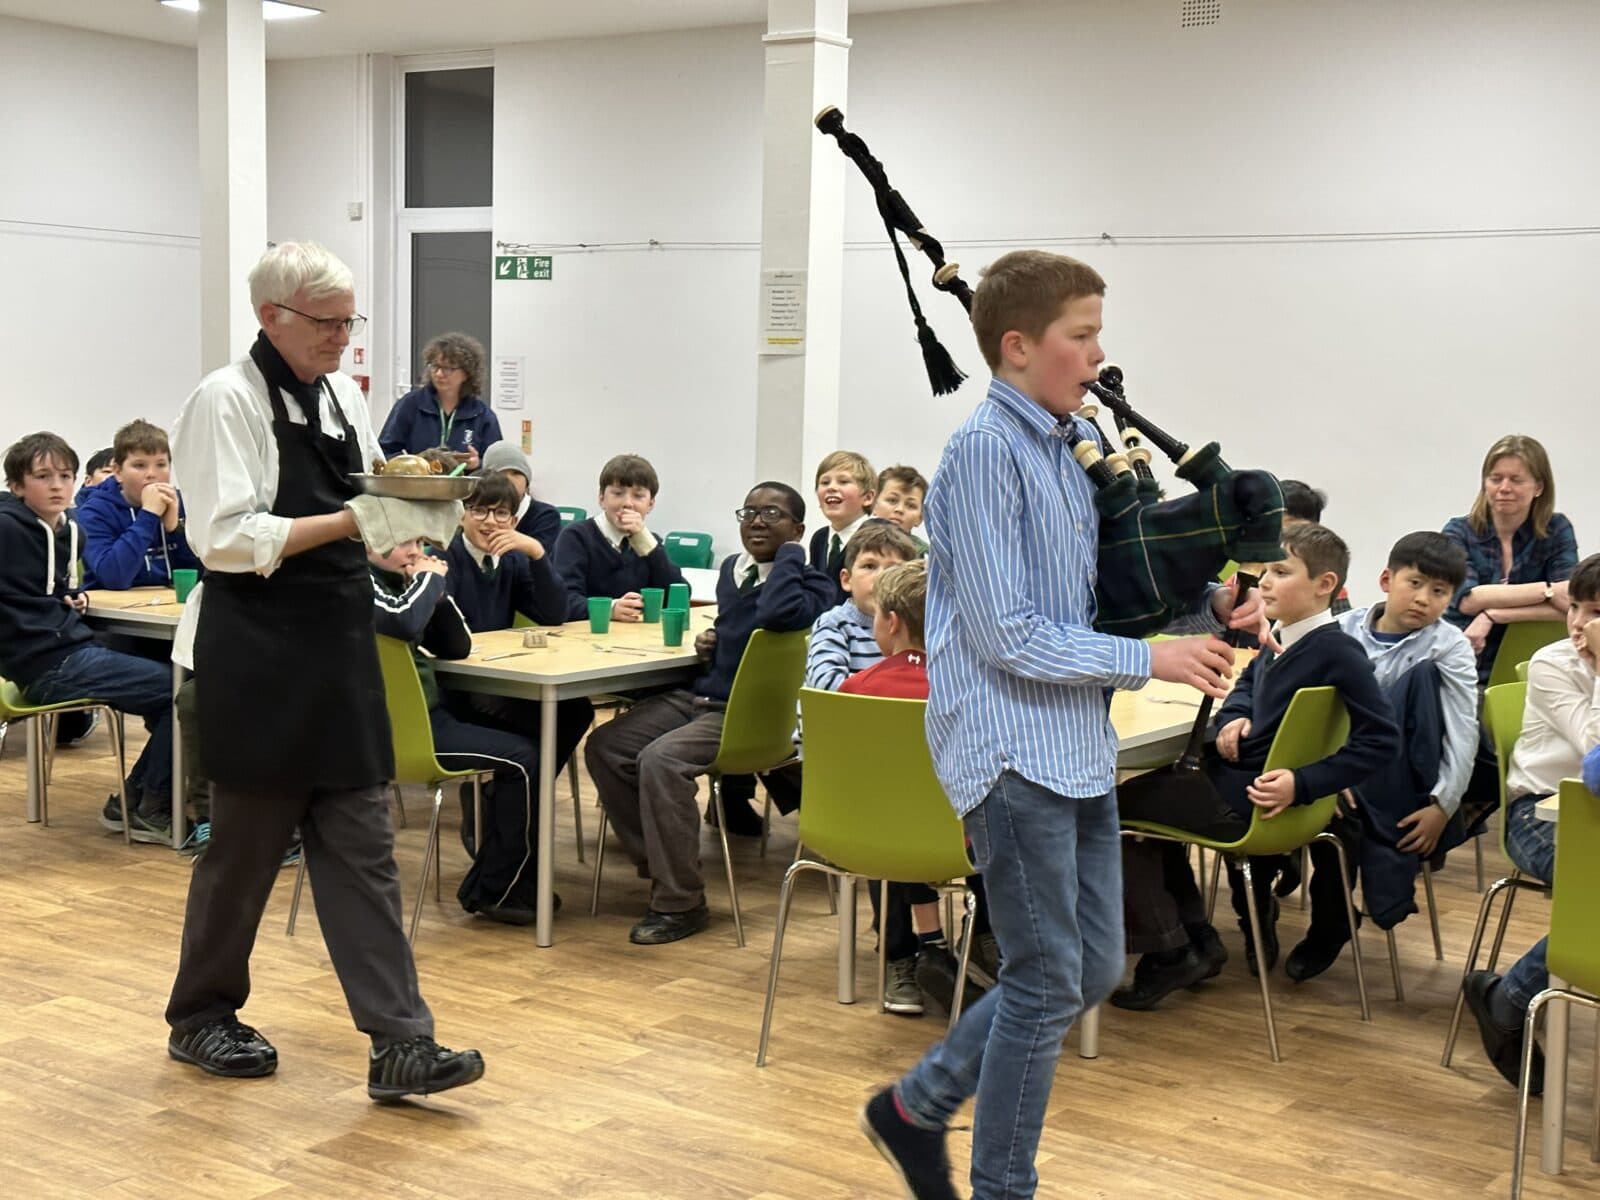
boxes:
[694,629,717,660]
[140,483,172,520]
[614,509,645,536]
[1465,612,1493,654]
[1397,800,1449,856]
[486,529,542,560]
[155,484,182,532]
[1150,636,1235,699]
[613,592,644,622]
[1580,616,1600,668]
[407,556,448,579]
[1212,581,1281,653]
[1246,768,1296,818]
[1216,717,1251,762]
[63,592,88,613]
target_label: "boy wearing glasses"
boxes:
[585,482,834,944]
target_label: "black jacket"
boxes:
[0,494,95,687]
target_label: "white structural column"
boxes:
[755,0,850,487]
[197,0,268,373]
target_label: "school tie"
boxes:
[739,564,760,593]
[826,533,844,576]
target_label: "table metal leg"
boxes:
[25,716,44,822]
[535,684,558,947]
[837,875,856,1004]
[170,661,186,850]
[1078,1004,1100,1059]
[1542,971,1570,1174]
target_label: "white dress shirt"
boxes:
[1507,636,1600,800]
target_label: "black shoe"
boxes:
[1285,932,1349,983]
[99,793,129,833]
[128,799,172,845]
[915,945,987,1016]
[168,1016,278,1078]
[1274,855,1302,898]
[629,901,710,945]
[1463,971,1544,1094]
[368,1035,485,1102]
[474,901,536,926]
[1187,923,1228,981]
[55,709,98,747]
[458,787,477,859]
[1240,902,1280,978]
[859,1087,961,1200]
[1110,946,1212,1011]
[707,796,766,837]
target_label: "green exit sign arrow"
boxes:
[495,255,552,281]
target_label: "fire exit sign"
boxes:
[495,255,552,281]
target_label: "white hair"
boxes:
[248,242,355,313]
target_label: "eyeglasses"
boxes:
[272,303,368,337]
[430,362,464,375]
[734,505,795,525]
[466,506,516,524]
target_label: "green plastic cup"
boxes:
[172,569,199,603]
[587,596,612,634]
[662,607,687,647]
[640,587,665,623]
[666,582,690,611]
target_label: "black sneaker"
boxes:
[1188,923,1228,981]
[628,901,710,945]
[99,793,129,833]
[1285,932,1349,984]
[168,1016,278,1078]
[858,1086,961,1200]
[128,800,172,845]
[915,945,987,1016]
[1110,946,1211,1011]
[368,1035,485,1102]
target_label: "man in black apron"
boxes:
[166,243,482,1102]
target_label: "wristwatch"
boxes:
[1543,581,1554,602]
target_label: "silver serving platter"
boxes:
[349,473,476,501]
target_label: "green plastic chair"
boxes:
[1511,778,1600,1195]
[1514,660,1529,683]
[757,689,979,1066]
[1486,620,1567,689]
[588,629,808,947]
[1,677,132,844]
[663,530,714,570]
[287,636,486,945]
[555,506,587,529]
[1442,681,1553,1068]
[1122,687,1356,1062]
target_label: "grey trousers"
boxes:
[165,782,433,1047]
[585,689,724,914]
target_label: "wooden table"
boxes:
[431,615,716,945]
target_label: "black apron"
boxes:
[194,360,393,790]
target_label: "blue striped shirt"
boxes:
[807,599,883,691]
[924,378,1155,816]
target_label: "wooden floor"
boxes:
[0,721,1595,1200]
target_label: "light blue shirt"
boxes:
[924,378,1156,816]
[807,599,882,692]
[1338,603,1479,815]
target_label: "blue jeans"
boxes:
[896,773,1125,1199]
[1502,793,1556,1011]
[26,644,173,804]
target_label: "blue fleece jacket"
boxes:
[75,475,203,590]
[378,385,503,458]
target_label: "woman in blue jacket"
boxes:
[378,331,502,467]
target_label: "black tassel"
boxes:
[915,317,967,395]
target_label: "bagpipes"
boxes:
[815,105,1286,642]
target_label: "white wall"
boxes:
[488,0,1600,588]
[0,16,199,466]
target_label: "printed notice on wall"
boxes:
[494,356,525,411]
[760,269,806,355]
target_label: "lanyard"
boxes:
[438,405,456,447]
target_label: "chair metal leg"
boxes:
[1384,928,1404,1003]
[572,786,585,864]
[1421,862,1443,961]
[105,710,132,847]
[1474,831,1485,891]
[42,714,56,785]
[759,791,772,860]
[1298,844,1309,910]
[391,782,406,829]
[710,777,745,947]
[756,858,836,1066]
[1238,857,1281,1062]
[589,811,609,917]
[1321,832,1371,1021]
[949,888,978,1029]
[0,718,8,763]
[1485,877,1523,971]
[411,787,443,946]
[1206,849,1223,922]
[1508,990,1600,1195]
[877,878,890,1013]
[286,854,308,935]
[1442,872,1535,1066]
[27,716,47,825]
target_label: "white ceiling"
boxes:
[0,0,991,58]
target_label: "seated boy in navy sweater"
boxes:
[1112,524,1398,1010]
[480,441,562,558]
[554,453,685,622]
[0,432,177,842]
[369,537,549,925]
[77,419,203,590]
[436,471,593,823]
[585,482,834,945]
